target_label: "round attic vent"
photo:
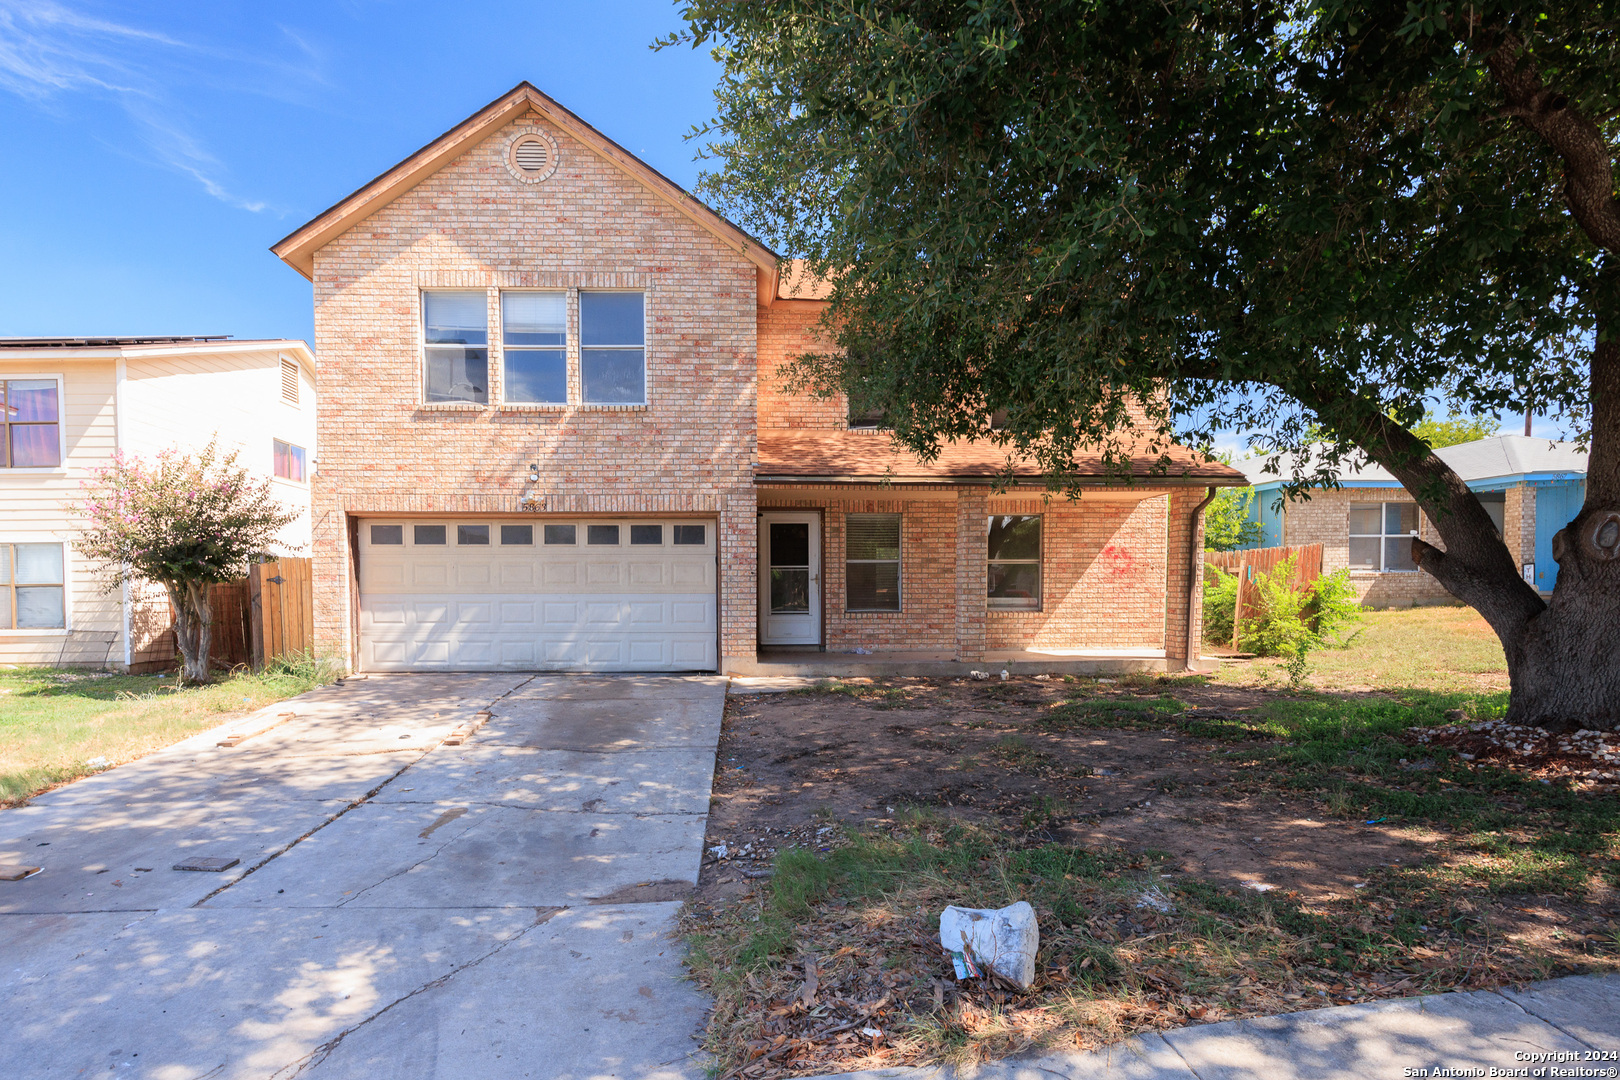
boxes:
[505,129,559,184]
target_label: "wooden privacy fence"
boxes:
[1205,543,1324,649]
[248,557,314,669]
[132,558,315,673]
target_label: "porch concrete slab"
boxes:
[300,903,709,1080]
[1158,988,1587,1080]
[728,653,1171,678]
[369,745,718,815]
[1498,973,1620,1049]
[204,801,706,909]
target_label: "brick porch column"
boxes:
[955,488,987,661]
[719,486,759,671]
[1164,488,1203,670]
[1504,482,1536,576]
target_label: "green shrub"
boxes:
[1238,557,1362,659]
[1202,565,1239,644]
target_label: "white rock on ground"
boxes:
[939,900,1039,989]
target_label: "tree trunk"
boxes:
[1509,332,1620,733]
[166,580,214,684]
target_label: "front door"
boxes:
[758,512,821,645]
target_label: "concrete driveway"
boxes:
[0,673,725,1079]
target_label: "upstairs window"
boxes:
[423,291,488,404]
[502,292,567,403]
[987,515,1042,610]
[1349,502,1418,571]
[0,542,65,629]
[580,291,645,404]
[273,439,306,482]
[1,379,61,468]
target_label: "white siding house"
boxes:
[0,337,315,669]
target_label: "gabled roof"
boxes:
[1235,435,1587,487]
[271,82,783,302]
[757,429,1248,485]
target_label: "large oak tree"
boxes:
[673,0,1620,730]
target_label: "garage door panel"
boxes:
[359,517,717,672]
[500,564,535,586]
[500,601,536,624]
[543,564,578,586]
[412,564,449,587]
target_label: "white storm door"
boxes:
[758,512,821,646]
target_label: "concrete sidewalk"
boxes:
[820,975,1619,1079]
[0,673,726,1080]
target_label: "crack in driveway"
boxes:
[269,905,565,1078]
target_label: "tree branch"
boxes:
[1480,31,1620,253]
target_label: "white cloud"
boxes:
[0,1,270,211]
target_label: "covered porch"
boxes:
[730,430,1247,677]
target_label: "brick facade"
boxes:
[309,111,759,664]
[293,88,1226,673]
[1280,486,1455,607]
[758,486,1202,662]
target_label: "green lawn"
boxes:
[0,657,338,804]
[1214,605,1509,694]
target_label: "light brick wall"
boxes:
[984,496,1170,653]
[1281,487,1455,607]
[1504,483,1535,573]
[758,486,1182,660]
[757,301,846,428]
[309,113,760,666]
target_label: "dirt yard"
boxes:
[683,670,1620,1078]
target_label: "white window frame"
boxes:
[845,513,902,612]
[578,290,647,406]
[421,290,491,406]
[0,540,70,633]
[1348,501,1420,572]
[498,290,570,406]
[0,373,67,473]
[987,514,1043,611]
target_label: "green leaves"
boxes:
[684,0,1607,488]
[73,440,301,594]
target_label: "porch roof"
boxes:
[755,429,1246,486]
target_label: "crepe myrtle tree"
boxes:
[74,440,299,683]
[671,0,1620,730]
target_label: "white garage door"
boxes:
[358,518,717,672]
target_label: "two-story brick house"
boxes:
[272,84,1242,676]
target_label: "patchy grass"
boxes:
[683,801,1619,1076]
[689,609,1619,1076]
[0,654,341,804]
[1215,606,1507,694]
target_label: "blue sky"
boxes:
[0,0,720,346]
[0,2,1558,443]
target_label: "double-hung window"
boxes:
[502,292,567,403]
[987,515,1042,610]
[0,542,65,629]
[1348,502,1418,571]
[423,291,489,404]
[846,514,901,611]
[579,292,645,404]
[1,379,61,468]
